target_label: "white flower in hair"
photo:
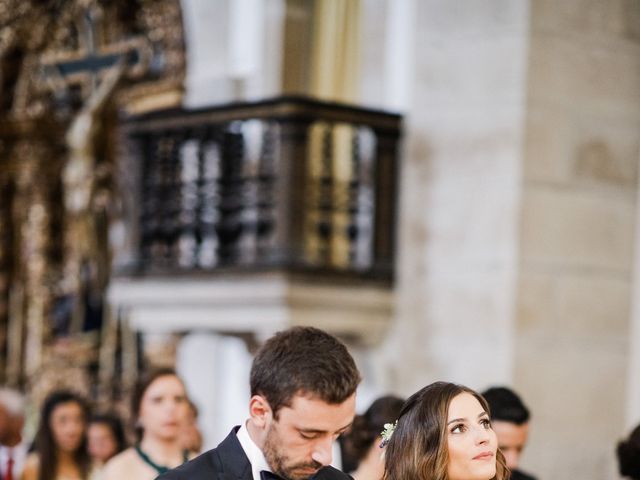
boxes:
[379,420,397,448]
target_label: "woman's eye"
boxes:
[481,419,491,429]
[300,432,317,440]
[451,424,465,434]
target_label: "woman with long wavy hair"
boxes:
[21,390,91,480]
[383,382,509,480]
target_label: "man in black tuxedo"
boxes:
[482,387,538,480]
[158,327,361,480]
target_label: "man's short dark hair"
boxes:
[250,326,361,416]
[482,386,530,425]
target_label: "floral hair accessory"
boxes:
[379,420,397,448]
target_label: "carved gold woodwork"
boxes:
[0,0,186,399]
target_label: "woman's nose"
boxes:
[475,426,491,444]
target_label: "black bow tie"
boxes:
[260,471,285,480]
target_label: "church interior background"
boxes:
[1,0,639,479]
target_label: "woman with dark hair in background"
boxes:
[341,395,404,480]
[87,413,127,476]
[383,381,508,480]
[101,368,192,480]
[617,424,640,480]
[21,390,91,480]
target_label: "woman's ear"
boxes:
[248,395,272,429]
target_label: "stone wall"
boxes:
[515,1,640,478]
[385,0,529,393]
[375,1,640,479]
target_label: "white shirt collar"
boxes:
[0,442,27,477]
[236,421,271,480]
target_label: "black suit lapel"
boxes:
[214,427,253,480]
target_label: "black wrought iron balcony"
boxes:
[119,95,402,283]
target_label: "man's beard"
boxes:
[262,425,323,480]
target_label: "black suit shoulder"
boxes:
[155,428,351,480]
[156,428,251,480]
[510,469,537,480]
[313,466,353,479]
[156,449,221,480]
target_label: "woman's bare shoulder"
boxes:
[20,454,40,480]
[101,449,146,478]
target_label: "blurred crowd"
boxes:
[0,371,637,480]
[0,368,201,480]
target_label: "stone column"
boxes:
[386,0,529,394]
[180,0,284,107]
[176,332,252,449]
[514,2,640,478]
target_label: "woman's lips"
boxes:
[472,451,495,461]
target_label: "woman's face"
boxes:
[50,401,86,453]
[446,393,498,480]
[138,375,189,442]
[87,422,118,463]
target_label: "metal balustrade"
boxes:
[119,95,402,283]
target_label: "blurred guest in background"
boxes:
[179,401,202,455]
[341,395,404,480]
[21,390,91,480]
[101,368,192,480]
[0,388,27,480]
[482,386,537,480]
[617,423,640,480]
[87,413,127,475]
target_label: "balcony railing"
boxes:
[119,95,402,282]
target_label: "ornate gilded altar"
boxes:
[0,0,185,407]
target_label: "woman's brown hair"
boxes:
[341,395,405,468]
[35,390,91,480]
[131,367,184,442]
[383,381,508,480]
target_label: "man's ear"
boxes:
[248,395,272,429]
